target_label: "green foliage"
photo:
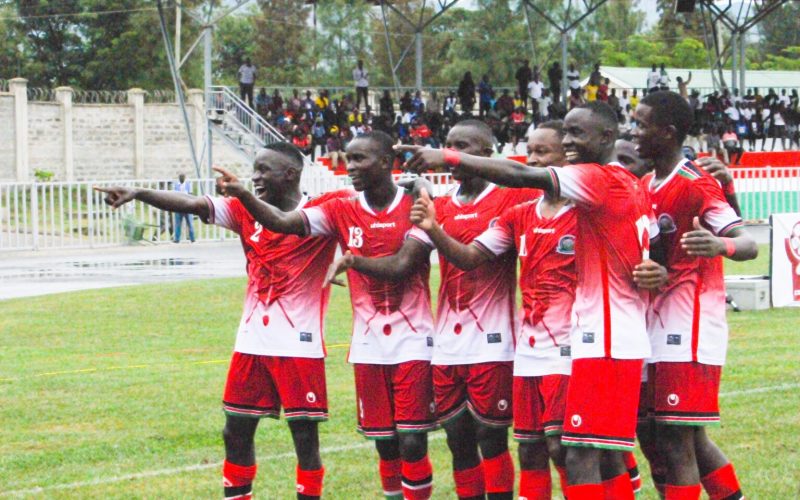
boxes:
[33,169,54,182]
[670,37,707,69]
[754,46,800,71]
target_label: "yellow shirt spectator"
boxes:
[585,84,599,102]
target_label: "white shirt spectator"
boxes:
[724,105,740,122]
[647,70,660,89]
[528,80,544,100]
[353,67,369,88]
[238,64,256,85]
[741,107,753,120]
[567,69,581,90]
[779,94,791,107]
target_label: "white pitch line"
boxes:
[3,383,798,496]
[1,434,445,497]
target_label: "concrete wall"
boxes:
[0,80,248,182]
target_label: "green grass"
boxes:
[0,251,798,498]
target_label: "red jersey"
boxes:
[548,162,656,360]
[410,184,538,365]
[300,188,434,364]
[205,190,351,357]
[475,198,576,376]
[643,159,743,365]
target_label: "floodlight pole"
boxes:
[415,32,423,90]
[204,25,213,177]
[561,33,568,107]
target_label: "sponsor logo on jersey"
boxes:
[658,213,677,234]
[306,392,317,403]
[570,414,582,427]
[370,222,396,229]
[556,234,576,255]
[429,401,436,414]
[300,331,313,342]
[454,213,478,220]
[488,216,500,228]
[582,332,595,343]
[497,399,509,411]
[487,333,502,344]
[667,334,682,345]
[560,346,571,357]
[667,394,680,406]
[533,227,556,234]
[426,336,434,347]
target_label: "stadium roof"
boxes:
[585,66,800,92]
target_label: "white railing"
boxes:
[208,86,288,159]
[730,166,800,222]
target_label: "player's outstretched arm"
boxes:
[213,167,306,236]
[681,217,758,261]
[396,145,555,192]
[94,186,210,220]
[411,188,491,271]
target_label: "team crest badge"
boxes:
[497,399,508,411]
[488,216,500,228]
[570,414,582,427]
[667,394,680,406]
[306,392,317,403]
[658,213,677,234]
[556,235,576,255]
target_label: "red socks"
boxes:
[401,455,433,500]
[454,463,485,499]
[566,483,604,499]
[519,469,551,500]
[602,471,634,500]
[664,484,702,499]
[623,452,642,494]
[223,460,257,500]
[296,465,325,498]
[701,463,743,500]
[483,451,515,496]
[379,458,403,499]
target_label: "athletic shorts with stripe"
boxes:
[650,361,721,426]
[561,358,643,451]
[433,362,513,428]
[513,374,570,442]
[637,364,654,424]
[222,352,328,421]
[355,361,436,439]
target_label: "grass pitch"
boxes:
[1,247,798,498]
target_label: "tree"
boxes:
[252,0,312,85]
[756,2,800,68]
[215,8,258,86]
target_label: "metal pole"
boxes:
[175,0,182,64]
[523,5,537,66]
[204,25,213,177]
[561,31,568,106]
[739,32,746,93]
[730,30,737,92]
[415,31,423,90]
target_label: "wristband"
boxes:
[443,148,461,167]
[723,181,736,195]
[720,237,736,257]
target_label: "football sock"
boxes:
[401,455,433,500]
[223,460,257,500]
[379,458,403,499]
[602,471,634,500]
[623,452,642,494]
[701,463,744,500]
[518,468,551,500]
[566,483,603,499]
[453,462,485,499]
[484,451,514,499]
[296,465,324,499]
[664,484,702,500]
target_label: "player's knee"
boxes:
[476,425,508,459]
[518,442,549,470]
[658,425,695,462]
[375,437,401,461]
[565,446,600,476]
[398,432,428,462]
[545,436,565,465]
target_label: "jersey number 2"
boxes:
[348,226,364,248]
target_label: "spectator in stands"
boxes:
[787,110,799,150]
[509,106,529,151]
[608,88,620,118]
[527,72,544,120]
[379,90,393,118]
[769,104,787,151]
[311,119,327,161]
[495,89,514,118]
[597,77,609,102]
[566,63,581,93]
[548,61,562,103]
[789,89,799,111]
[269,89,283,117]
[444,91,458,118]
[584,79,598,102]
[647,64,660,93]
[764,88,778,107]
[734,116,749,151]
[658,63,670,90]
[677,71,692,99]
[353,59,369,111]
[325,126,345,170]
[255,88,270,117]
[238,57,256,107]
[478,74,494,118]
[705,123,722,156]
[722,125,743,164]
[458,71,476,113]
[409,116,433,145]
[568,87,585,110]
[400,91,414,114]
[428,91,441,118]
[516,60,533,108]
[589,62,602,85]
[173,174,195,243]
[412,91,425,115]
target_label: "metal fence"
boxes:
[22,87,177,104]
[1,167,797,252]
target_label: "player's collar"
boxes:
[451,182,496,208]
[358,185,404,216]
[295,194,309,211]
[536,197,573,219]
[649,158,695,193]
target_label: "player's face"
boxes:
[527,128,566,168]
[631,104,665,160]
[345,138,390,192]
[614,139,652,179]
[251,150,295,200]
[445,126,492,181]
[562,108,608,164]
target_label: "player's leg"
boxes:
[514,376,552,500]
[468,362,514,500]
[637,364,666,496]
[221,353,280,499]
[394,361,437,500]
[600,451,635,500]
[541,374,571,497]
[435,365,484,500]
[694,428,743,500]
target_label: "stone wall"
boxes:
[73,104,136,180]
[0,95,14,180]
[28,102,64,179]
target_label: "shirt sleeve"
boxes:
[548,164,607,208]
[407,226,434,248]
[696,177,743,236]
[204,196,240,234]
[473,209,515,257]
[299,202,336,237]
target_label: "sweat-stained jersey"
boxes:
[409,184,539,365]
[475,197,577,376]
[548,162,657,360]
[205,189,352,358]
[300,187,434,364]
[643,159,743,365]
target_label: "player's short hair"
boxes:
[640,90,694,144]
[262,141,304,169]
[537,120,564,139]
[452,119,494,142]
[576,101,619,138]
[357,130,395,160]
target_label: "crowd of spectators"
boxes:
[237,58,799,167]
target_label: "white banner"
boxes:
[771,213,800,307]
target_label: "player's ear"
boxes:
[285,166,299,182]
